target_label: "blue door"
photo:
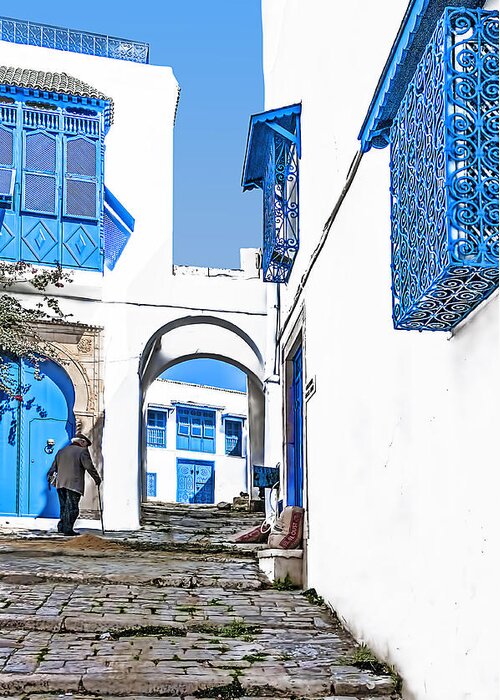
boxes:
[0,356,75,517]
[176,459,215,504]
[287,345,303,507]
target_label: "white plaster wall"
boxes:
[145,379,248,503]
[261,2,500,700]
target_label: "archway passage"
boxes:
[139,316,266,512]
[0,357,75,518]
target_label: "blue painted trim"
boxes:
[222,414,245,423]
[242,103,301,191]
[0,16,149,63]
[358,0,487,151]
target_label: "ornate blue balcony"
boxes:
[390,8,498,331]
[0,16,149,64]
[242,105,301,283]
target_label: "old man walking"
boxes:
[47,433,102,536]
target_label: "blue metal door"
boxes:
[0,356,75,517]
[176,459,215,504]
[288,345,303,507]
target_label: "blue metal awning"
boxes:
[242,104,301,191]
[358,0,487,151]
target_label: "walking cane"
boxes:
[97,483,105,536]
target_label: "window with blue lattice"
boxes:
[224,418,243,457]
[176,406,216,453]
[0,80,133,272]
[242,105,301,283]
[147,409,167,448]
[359,6,498,331]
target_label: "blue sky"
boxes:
[163,359,247,392]
[12,0,264,269]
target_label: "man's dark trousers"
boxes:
[57,488,81,535]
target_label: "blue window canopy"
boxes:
[103,187,135,271]
[222,413,246,423]
[242,104,301,284]
[358,0,490,152]
[0,16,149,64]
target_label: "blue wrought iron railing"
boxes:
[0,16,149,64]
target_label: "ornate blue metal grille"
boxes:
[263,135,299,282]
[390,8,498,331]
[0,16,149,63]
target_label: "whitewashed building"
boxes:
[0,17,267,533]
[145,378,248,505]
[241,1,499,700]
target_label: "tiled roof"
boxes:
[0,66,113,122]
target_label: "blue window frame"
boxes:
[359,4,498,332]
[147,409,167,448]
[146,472,157,497]
[0,74,133,272]
[242,104,301,283]
[176,407,216,453]
[225,419,243,457]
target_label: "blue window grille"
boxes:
[176,407,216,453]
[0,16,149,63]
[225,419,243,457]
[146,472,157,497]
[242,105,301,283]
[147,409,167,448]
[359,5,498,332]
[390,8,498,331]
[104,187,135,270]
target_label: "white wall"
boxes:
[146,379,248,504]
[260,2,499,700]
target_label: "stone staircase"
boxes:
[0,503,402,699]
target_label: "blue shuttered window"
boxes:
[22,131,57,215]
[225,419,243,457]
[147,409,167,448]
[176,407,216,453]
[64,136,98,220]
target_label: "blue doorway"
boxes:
[287,345,303,507]
[176,458,215,504]
[0,357,76,517]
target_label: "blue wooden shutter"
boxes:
[0,126,15,204]
[64,136,98,219]
[22,131,57,215]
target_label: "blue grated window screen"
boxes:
[64,136,98,220]
[225,419,243,457]
[103,187,135,270]
[176,407,216,453]
[147,409,167,448]
[390,8,498,331]
[146,472,157,497]
[22,131,57,215]
[0,127,13,166]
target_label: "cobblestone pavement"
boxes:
[0,505,401,699]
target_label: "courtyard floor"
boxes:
[0,505,400,699]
